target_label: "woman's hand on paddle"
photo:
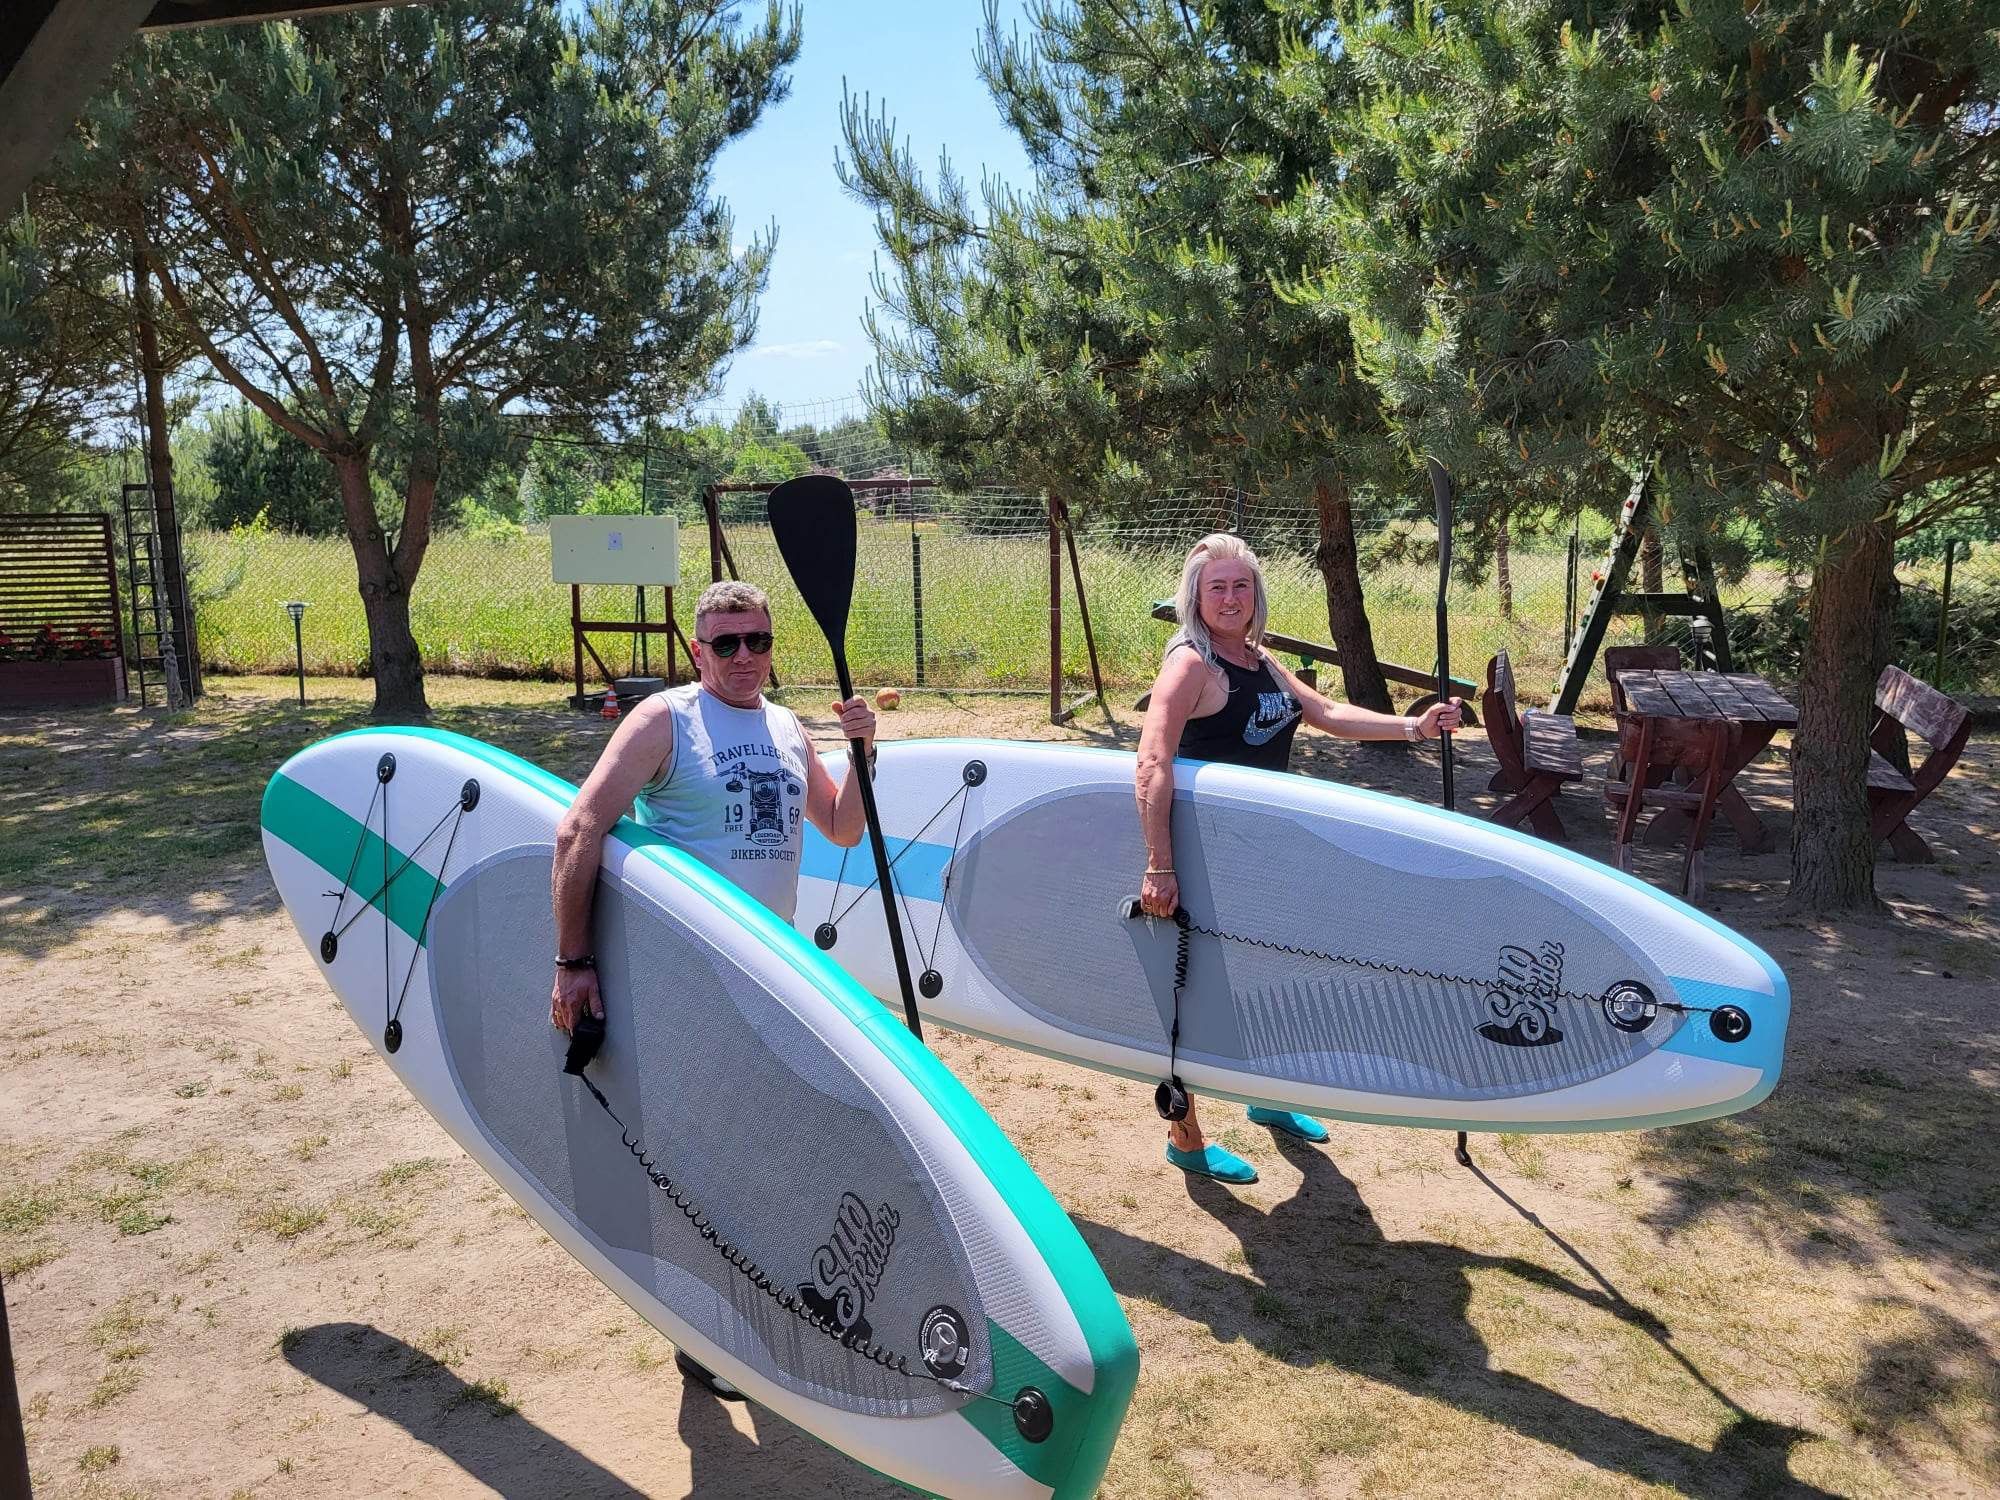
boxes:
[1139,868,1179,919]
[551,967,603,1035]
[1417,697,1466,739]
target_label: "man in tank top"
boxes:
[1135,533,1464,1186]
[548,578,877,1398]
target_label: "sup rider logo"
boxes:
[1477,940,1566,1047]
[798,1192,900,1341]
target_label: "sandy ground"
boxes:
[3,676,1996,1499]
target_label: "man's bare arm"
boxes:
[549,700,675,1031]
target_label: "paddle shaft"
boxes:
[1428,459,1457,813]
[833,657,924,1040]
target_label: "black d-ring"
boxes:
[918,969,943,999]
[962,760,987,787]
[383,1018,403,1053]
[813,923,837,950]
[1012,1386,1054,1443]
[459,779,481,811]
[1709,1005,1752,1043]
[376,752,397,783]
[1600,982,1658,1033]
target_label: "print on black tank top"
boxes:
[1175,646,1302,772]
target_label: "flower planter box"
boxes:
[0,656,127,708]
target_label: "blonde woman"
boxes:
[1135,533,1464,1184]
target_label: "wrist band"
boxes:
[1403,718,1422,744]
[1145,867,1175,876]
[555,954,596,971]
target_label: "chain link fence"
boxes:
[182,405,2000,709]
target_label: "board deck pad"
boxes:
[261,727,1137,1499]
[427,847,984,1415]
[800,738,1790,1133]
[954,786,1670,1100]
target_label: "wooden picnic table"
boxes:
[1617,669,1798,855]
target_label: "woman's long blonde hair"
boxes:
[1170,532,1268,669]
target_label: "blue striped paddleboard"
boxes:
[260,727,1137,1499]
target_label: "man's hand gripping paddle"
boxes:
[767,475,925,1041]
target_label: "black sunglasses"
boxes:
[699,631,773,659]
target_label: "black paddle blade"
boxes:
[1426,458,1455,573]
[767,474,858,681]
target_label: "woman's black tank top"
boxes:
[1174,644,1302,771]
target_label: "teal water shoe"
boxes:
[1247,1106,1330,1143]
[1165,1142,1259,1184]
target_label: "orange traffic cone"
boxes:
[599,691,621,722]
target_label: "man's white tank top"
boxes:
[633,683,814,921]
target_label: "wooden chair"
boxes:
[1603,645,1682,788]
[1867,666,1971,862]
[1480,651,1582,842]
[1606,713,1735,898]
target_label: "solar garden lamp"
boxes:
[283,601,308,705]
[1689,614,1713,671]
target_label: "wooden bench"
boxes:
[1868,665,1970,862]
[1481,651,1582,841]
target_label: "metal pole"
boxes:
[1048,494,1062,722]
[1935,541,1957,687]
[1564,525,1579,658]
[910,525,926,689]
[1,1276,29,1499]
[571,583,585,710]
[293,615,305,706]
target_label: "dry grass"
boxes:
[3,682,1996,1499]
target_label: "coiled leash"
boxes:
[559,1009,1055,1444]
[1123,900,1754,1121]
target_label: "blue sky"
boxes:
[706,1,1035,417]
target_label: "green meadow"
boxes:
[189,517,1766,706]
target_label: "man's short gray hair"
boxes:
[695,580,770,630]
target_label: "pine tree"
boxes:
[1312,2,2000,910]
[844,1,1427,711]
[56,0,797,718]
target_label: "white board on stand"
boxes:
[550,514,678,585]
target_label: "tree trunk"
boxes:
[1638,526,1664,645]
[1495,514,1514,621]
[1311,479,1394,713]
[334,452,429,721]
[1789,518,1895,912]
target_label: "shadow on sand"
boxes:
[281,1321,901,1498]
[1078,1134,1837,1499]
